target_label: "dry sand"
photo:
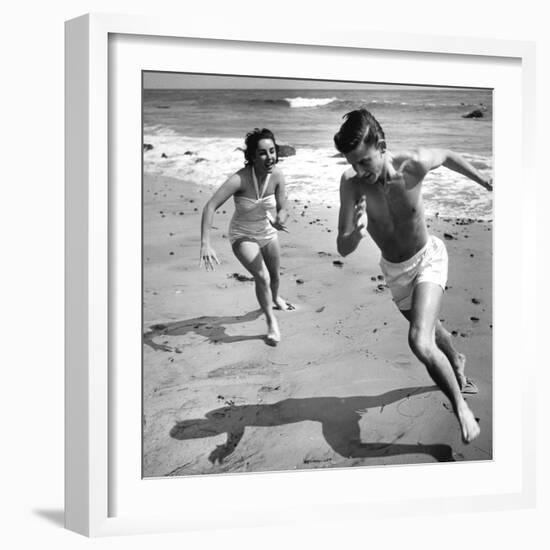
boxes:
[142,173,493,477]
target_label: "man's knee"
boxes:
[408,327,436,362]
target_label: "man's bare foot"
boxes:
[456,403,480,444]
[273,296,295,311]
[265,318,281,346]
[453,353,478,394]
[453,352,467,386]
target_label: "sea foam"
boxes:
[143,130,493,219]
[284,97,338,108]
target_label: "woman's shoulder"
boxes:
[229,167,249,185]
[233,166,249,178]
[227,166,251,195]
[271,166,286,183]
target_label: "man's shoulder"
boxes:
[339,169,360,203]
[391,149,428,180]
[340,167,358,185]
[392,149,417,166]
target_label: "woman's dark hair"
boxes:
[333,109,386,154]
[244,128,279,166]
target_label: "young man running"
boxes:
[334,109,492,443]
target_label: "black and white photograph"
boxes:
[142,73,493,477]
[5,0,547,544]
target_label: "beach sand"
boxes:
[142,173,493,477]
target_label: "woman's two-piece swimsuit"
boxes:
[228,167,278,248]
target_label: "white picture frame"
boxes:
[65,12,537,537]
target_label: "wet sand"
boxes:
[142,173,493,477]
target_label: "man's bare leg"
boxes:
[407,282,480,443]
[402,312,472,393]
[435,321,475,392]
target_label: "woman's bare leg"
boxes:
[260,238,293,310]
[232,239,280,344]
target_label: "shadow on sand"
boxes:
[170,386,455,466]
[144,309,265,351]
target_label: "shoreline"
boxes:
[142,144,493,221]
[143,172,493,477]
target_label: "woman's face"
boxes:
[252,138,277,174]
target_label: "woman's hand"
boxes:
[199,244,220,271]
[268,211,289,233]
[270,217,289,233]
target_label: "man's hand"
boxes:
[354,196,368,238]
[199,244,220,271]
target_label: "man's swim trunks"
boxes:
[379,235,448,311]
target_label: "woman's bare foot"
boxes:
[456,402,481,444]
[265,318,281,346]
[273,296,295,311]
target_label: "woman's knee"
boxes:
[253,269,270,287]
[261,247,280,281]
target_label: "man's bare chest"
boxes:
[361,178,422,228]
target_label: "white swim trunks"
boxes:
[379,235,448,311]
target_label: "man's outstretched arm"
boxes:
[407,148,492,191]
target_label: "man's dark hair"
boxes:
[333,109,386,154]
[244,128,279,166]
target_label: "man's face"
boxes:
[344,141,384,183]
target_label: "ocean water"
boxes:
[143,88,493,219]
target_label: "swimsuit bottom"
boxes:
[228,213,278,248]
